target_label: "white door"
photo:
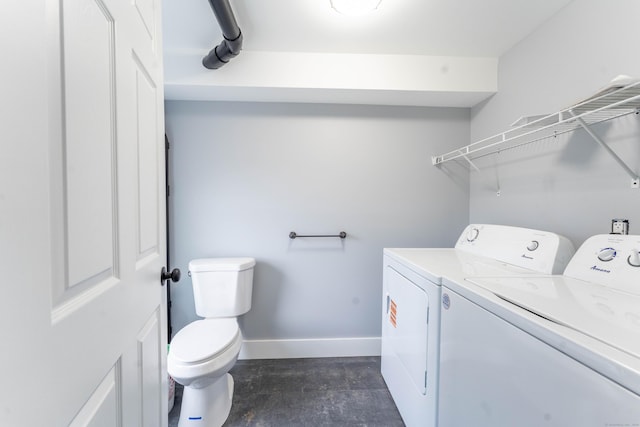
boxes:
[1,0,167,426]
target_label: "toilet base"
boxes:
[178,373,234,427]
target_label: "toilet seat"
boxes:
[170,318,239,364]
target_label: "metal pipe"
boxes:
[202,0,243,69]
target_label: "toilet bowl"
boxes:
[168,319,242,426]
[168,257,255,427]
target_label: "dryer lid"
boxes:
[170,319,239,364]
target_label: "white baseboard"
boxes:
[238,337,381,360]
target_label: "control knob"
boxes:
[597,248,617,262]
[526,240,539,251]
[628,249,640,267]
[466,227,480,242]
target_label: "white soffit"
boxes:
[162,0,572,106]
[164,51,497,107]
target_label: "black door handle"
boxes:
[161,267,181,286]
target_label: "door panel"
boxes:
[386,266,429,395]
[69,365,121,427]
[135,56,160,261]
[0,0,166,425]
[133,0,156,41]
[55,0,119,307]
[381,256,438,427]
[138,311,162,427]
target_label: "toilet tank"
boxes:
[188,257,256,318]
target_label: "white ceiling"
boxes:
[163,0,573,57]
[162,0,575,106]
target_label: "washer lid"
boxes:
[467,276,640,358]
[170,319,239,364]
[189,257,255,273]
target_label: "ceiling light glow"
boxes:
[330,0,382,16]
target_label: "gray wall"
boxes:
[165,101,470,352]
[469,0,640,246]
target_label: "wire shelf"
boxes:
[432,78,640,167]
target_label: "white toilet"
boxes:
[168,257,255,427]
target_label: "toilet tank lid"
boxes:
[189,257,256,272]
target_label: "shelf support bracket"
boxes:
[460,152,480,172]
[570,111,640,188]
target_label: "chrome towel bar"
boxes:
[289,231,347,239]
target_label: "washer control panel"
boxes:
[455,224,575,274]
[564,234,640,295]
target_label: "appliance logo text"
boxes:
[591,265,611,273]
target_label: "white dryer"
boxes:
[381,224,574,427]
[439,234,640,427]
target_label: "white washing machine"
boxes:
[381,224,574,427]
[439,234,640,427]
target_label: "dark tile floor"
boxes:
[168,356,405,426]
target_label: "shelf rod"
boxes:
[571,113,639,181]
[289,231,347,239]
